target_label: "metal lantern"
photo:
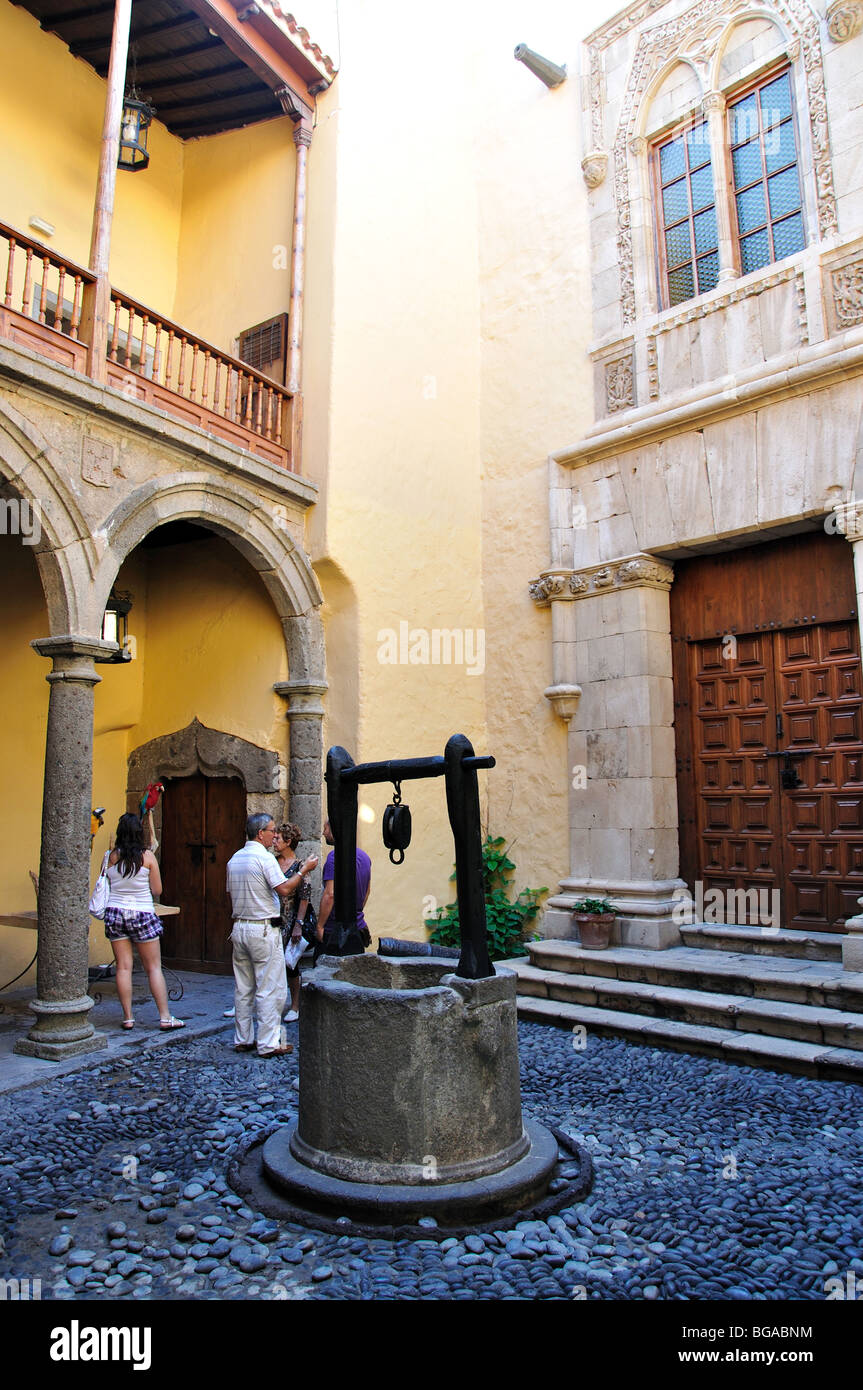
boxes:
[118,95,153,172]
[98,590,133,663]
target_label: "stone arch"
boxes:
[638,57,705,140]
[86,471,326,684]
[0,398,98,634]
[127,717,284,843]
[711,10,792,90]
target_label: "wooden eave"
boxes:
[12,0,319,138]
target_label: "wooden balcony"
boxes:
[0,221,295,472]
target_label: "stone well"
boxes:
[260,954,560,1225]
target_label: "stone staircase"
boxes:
[504,923,863,1081]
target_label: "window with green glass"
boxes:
[729,68,805,275]
[654,121,719,307]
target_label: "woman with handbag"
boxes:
[273,822,315,1022]
[102,812,184,1032]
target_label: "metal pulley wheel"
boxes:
[382,782,412,864]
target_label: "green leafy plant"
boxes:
[427,835,547,961]
[571,897,617,916]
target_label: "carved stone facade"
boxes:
[536,0,863,952]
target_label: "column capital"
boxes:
[293,121,313,149]
[529,554,674,608]
[544,684,582,722]
[274,678,327,718]
[31,634,114,683]
[702,90,726,115]
[831,498,863,539]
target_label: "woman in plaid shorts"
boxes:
[105,812,185,1032]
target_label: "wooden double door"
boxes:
[672,532,863,931]
[159,774,246,973]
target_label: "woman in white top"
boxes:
[104,812,184,1032]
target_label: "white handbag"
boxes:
[88,851,111,920]
[284,935,305,970]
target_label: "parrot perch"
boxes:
[139,782,164,853]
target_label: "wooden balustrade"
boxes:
[0,221,294,471]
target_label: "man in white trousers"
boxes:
[225,813,318,1057]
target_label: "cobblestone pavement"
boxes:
[1,1020,861,1302]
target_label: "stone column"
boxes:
[702,92,736,284]
[274,678,327,870]
[15,636,111,1059]
[530,555,691,949]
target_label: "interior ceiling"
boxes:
[16,0,283,138]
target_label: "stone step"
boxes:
[511,960,863,1050]
[526,939,863,1013]
[513,993,863,1083]
[680,923,843,962]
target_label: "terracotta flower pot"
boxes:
[573,912,615,950]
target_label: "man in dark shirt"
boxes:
[316,818,372,955]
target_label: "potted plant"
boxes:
[571,896,617,950]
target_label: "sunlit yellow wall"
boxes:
[302,2,593,941]
[0,537,48,987]
[172,119,295,352]
[0,2,183,319]
[304,2,488,942]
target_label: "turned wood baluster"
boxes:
[234,366,243,423]
[189,343,199,401]
[123,305,135,368]
[152,320,162,383]
[38,258,50,324]
[22,248,34,316]
[213,357,223,416]
[264,387,273,440]
[254,376,264,434]
[54,267,66,331]
[108,296,121,361]
[4,238,15,308]
[177,336,186,397]
[202,350,211,409]
[139,313,149,375]
[243,373,253,427]
[70,276,83,339]
[165,328,175,389]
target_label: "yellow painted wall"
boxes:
[88,533,289,964]
[172,119,296,353]
[0,536,48,987]
[0,2,183,320]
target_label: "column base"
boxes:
[13,993,108,1061]
[547,878,690,950]
[842,913,863,972]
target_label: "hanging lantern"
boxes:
[98,590,134,663]
[118,94,153,172]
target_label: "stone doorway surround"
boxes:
[127,718,284,841]
[529,553,690,950]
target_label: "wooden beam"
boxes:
[81,0,131,384]
[183,0,313,116]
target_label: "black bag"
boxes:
[315,920,366,961]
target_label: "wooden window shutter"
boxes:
[238,313,289,384]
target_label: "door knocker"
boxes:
[382,781,412,864]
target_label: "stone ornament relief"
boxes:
[582,150,609,188]
[588,0,838,325]
[605,354,636,413]
[529,556,674,606]
[827,0,863,42]
[831,258,863,328]
[81,437,115,487]
[644,265,808,397]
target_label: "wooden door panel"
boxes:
[672,531,863,930]
[160,773,245,973]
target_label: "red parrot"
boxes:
[139,782,164,817]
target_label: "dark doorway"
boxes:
[159,774,246,972]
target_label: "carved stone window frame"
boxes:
[588,0,838,326]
